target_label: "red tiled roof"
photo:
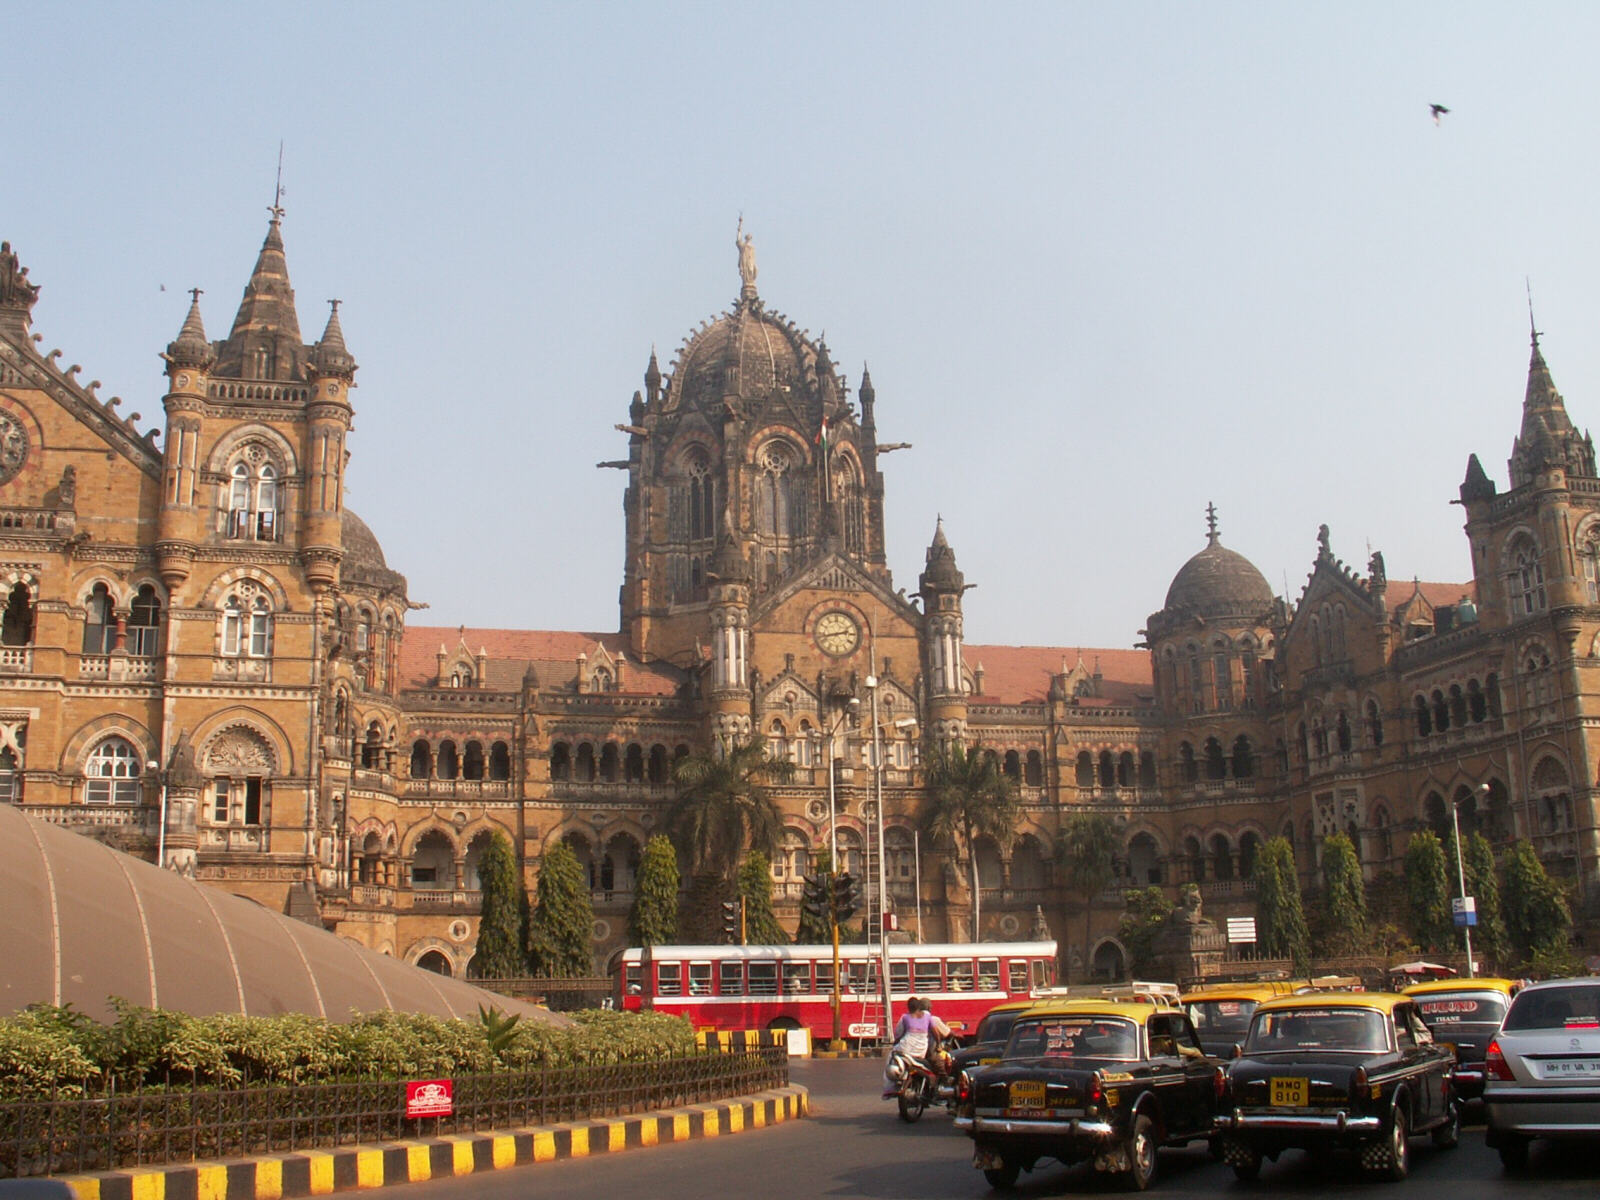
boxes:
[1391,580,1476,620]
[400,626,684,696]
[963,644,1153,706]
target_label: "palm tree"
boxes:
[922,740,1019,941]
[666,735,794,884]
[1058,812,1119,983]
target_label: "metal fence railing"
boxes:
[1,1048,787,1179]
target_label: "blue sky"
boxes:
[6,2,1598,649]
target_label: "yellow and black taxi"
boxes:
[953,999,1221,1190]
[1402,976,1521,1101]
[940,998,1036,1110]
[1216,992,1460,1182]
[1181,982,1298,1059]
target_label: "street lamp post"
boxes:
[1449,784,1488,979]
[147,758,167,871]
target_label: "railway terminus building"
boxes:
[0,219,1594,979]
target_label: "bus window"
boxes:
[1031,958,1050,990]
[658,962,682,997]
[947,959,975,992]
[783,961,812,994]
[749,961,779,995]
[978,958,1000,991]
[914,959,942,992]
[890,961,911,993]
[625,964,643,995]
[847,961,874,994]
[689,962,712,996]
[815,959,835,993]
[719,959,745,996]
[1008,960,1029,993]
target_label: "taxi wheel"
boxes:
[1381,1107,1410,1182]
[983,1159,1021,1189]
[1231,1154,1261,1182]
[1431,1101,1460,1149]
[1122,1114,1157,1191]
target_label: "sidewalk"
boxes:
[57,1086,808,1200]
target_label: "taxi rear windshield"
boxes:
[1187,999,1259,1034]
[1413,991,1508,1026]
[1504,985,1600,1031]
[1006,1015,1138,1062]
[1245,1008,1387,1053]
[976,1010,1022,1045]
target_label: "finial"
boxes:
[268,141,286,223]
[1527,277,1540,347]
[328,298,340,314]
[1205,501,1219,546]
[189,286,203,304]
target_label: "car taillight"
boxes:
[1088,1070,1104,1106]
[1213,1066,1227,1102]
[957,1071,972,1104]
[1484,1040,1515,1081]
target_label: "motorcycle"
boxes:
[885,1037,955,1123]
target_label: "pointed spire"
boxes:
[1205,501,1220,546]
[164,287,216,370]
[644,345,661,402]
[859,363,875,405]
[921,516,964,591]
[308,299,356,381]
[214,212,305,381]
[1459,453,1496,503]
[1509,318,1594,485]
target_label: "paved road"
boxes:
[393,1058,1600,1199]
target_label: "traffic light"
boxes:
[834,871,859,922]
[801,875,830,922]
[721,897,743,944]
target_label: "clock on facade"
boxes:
[814,610,860,657]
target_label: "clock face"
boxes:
[814,611,860,657]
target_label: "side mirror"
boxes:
[1230,1043,1243,1060]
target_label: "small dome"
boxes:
[1162,536,1272,619]
[341,510,407,594]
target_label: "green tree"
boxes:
[666,736,794,883]
[627,834,681,947]
[738,849,787,945]
[1459,831,1507,968]
[1318,832,1367,954]
[1058,812,1119,982]
[795,847,835,945]
[526,840,595,977]
[1501,840,1573,963]
[468,831,529,978]
[1403,831,1453,952]
[1118,886,1174,976]
[1252,837,1310,972]
[922,741,1019,940]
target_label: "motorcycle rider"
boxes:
[883,996,953,1098]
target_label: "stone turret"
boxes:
[919,519,969,740]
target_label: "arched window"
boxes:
[1203,737,1226,781]
[361,721,384,769]
[756,443,795,538]
[549,741,571,781]
[410,739,433,779]
[1024,749,1043,787]
[686,454,715,542]
[489,741,511,781]
[1117,751,1134,788]
[1003,749,1022,781]
[462,740,485,780]
[625,743,645,782]
[410,829,455,887]
[128,585,162,656]
[1431,690,1449,733]
[1582,528,1600,603]
[1188,647,1205,713]
[225,451,282,541]
[1414,695,1431,737]
[1449,685,1467,730]
[1231,735,1254,779]
[1366,699,1384,747]
[599,742,620,782]
[1240,642,1257,711]
[1335,711,1352,753]
[1139,751,1157,789]
[1210,834,1234,881]
[1098,749,1115,788]
[1238,832,1261,879]
[84,736,141,804]
[1179,742,1198,784]
[83,583,115,654]
[1076,751,1094,787]
[436,740,459,780]
[647,744,668,783]
[220,584,273,658]
[1,582,33,646]
[0,742,22,804]
[576,742,597,781]
[1510,537,1547,616]
[1184,836,1205,883]
[1468,679,1487,723]
[1213,648,1232,710]
[1128,833,1161,885]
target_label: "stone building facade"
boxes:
[0,221,1595,980]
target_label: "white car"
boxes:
[1484,978,1600,1169]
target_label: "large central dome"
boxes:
[668,296,830,412]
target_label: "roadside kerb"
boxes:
[55,1086,808,1200]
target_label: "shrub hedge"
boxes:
[0,1002,697,1096]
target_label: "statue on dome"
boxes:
[0,242,39,308]
[735,217,757,289]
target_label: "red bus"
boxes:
[612,940,1057,1042]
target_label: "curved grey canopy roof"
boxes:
[0,804,561,1026]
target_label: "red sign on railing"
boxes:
[405,1079,454,1119]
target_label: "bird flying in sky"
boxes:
[1430,103,1450,125]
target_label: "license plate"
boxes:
[1271,1077,1308,1106]
[1541,1059,1600,1078]
[1009,1080,1047,1108]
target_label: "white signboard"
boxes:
[1226,917,1258,945]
